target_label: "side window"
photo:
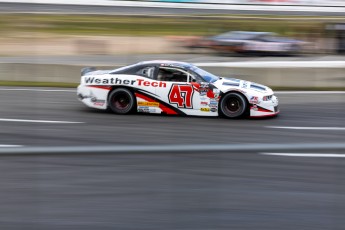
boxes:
[137,66,155,79]
[188,70,203,83]
[157,67,188,82]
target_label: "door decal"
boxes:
[168,84,194,109]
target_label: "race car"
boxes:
[184,31,307,55]
[77,60,279,118]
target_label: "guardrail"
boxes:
[0,61,344,88]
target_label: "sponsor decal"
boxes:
[93,101,105,106]
[138,106,156,113]
[200,101,208,106]
[199,82,209,96]
[242,81,249,89]
[137,101,159,107]
[200,108,210,112]
[250,96,259,104]
[160,63,180,67]
[91,98,105,106]
[209,100,217,105]
[213,89,220,99]
[251,105,258,111]
[210,98,218,104]
[211,108,217,112]
[138,106,150,113]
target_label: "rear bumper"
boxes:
[77,85,109,110]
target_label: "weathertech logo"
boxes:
[137,79,166,88]
[84,77,136,85]
[84,77,166,87]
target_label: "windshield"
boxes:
[190,66,219,83]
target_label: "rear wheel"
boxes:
[108,88,136,114]
[220,92,247,118]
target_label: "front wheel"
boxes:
[108,88,136,114]
[220,92,247,118]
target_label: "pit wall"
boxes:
[1,63,343,88]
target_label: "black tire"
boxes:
[108,88,136,114]
[220,92,248,118]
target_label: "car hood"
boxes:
[214,77,273,94]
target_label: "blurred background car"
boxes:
[183,31,308,56]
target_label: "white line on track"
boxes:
[0,145,23,148]
[0,118,84,124]
[0,142,345,155]
[0,88,75,92]
[260,152,345,158]
[266,126,345,130]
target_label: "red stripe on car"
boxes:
[87,85,111,90]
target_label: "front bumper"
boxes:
[249,95,279,117]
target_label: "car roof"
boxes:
[232,31,274,35]
[214,31,275,39]
[110,60,195,74]
[138,60,194,69]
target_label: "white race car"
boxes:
[77,60,279,118]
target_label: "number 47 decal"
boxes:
[168,84,194,109]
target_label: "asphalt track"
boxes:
[1,88,344,147]
[0,88,344,229]
[1,2,345,16]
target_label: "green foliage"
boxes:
[0,14,336,37]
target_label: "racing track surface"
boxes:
[0,88,344,146]
[0,88,344,229]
